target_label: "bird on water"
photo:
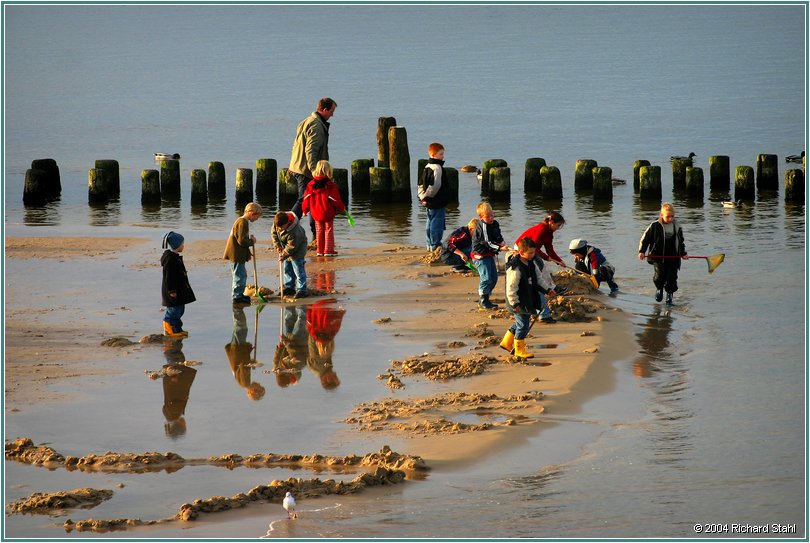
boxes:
[155,153,181,161]
[670,152,696,162]
[785,151,804,163]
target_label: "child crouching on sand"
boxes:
[501,237,555,359]
[273,211,308,299]
[470,202,510,310]
[569,238,619,293]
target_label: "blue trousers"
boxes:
[473,256,498,296]
[426,207,446,250]
[283,258,307,292]
[509,312,532,339]
[290,172,316,238]
[231,261,247,300]
[164,304,185,328]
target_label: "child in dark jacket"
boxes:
[439,218,477,272]
[273,211,308,298]
[161,231,196,338]
[638,202,687,306]
[417,142,450,251]
[470,202,510,310]
[569,238,619,293]
[301,160,347,257]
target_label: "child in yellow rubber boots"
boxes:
[501,238,556,358]
[161,231,196,338]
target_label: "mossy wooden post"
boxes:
[334,168,349,206]
[671,158,691,191]
[377,116,397,168]
[256,158,277,199]
[734,166,755,200]
[574,159,597,191]
[592,166,613,201]
[94,160,120,197]
[208,161,226,198]
[639,165,662,201]
[351,158,374,194]
[88,168,109,203]
[445,167,459,204]
[524,158,546,192]
[784,169,804,202]
[633,160,650,192]
[31,158,61,199]
[685,166,704,198]
[756,154,778,191]
[369,167,392,202]
[709,155,730,192]
[141,169,160,204]
[540,166,563,199]
[160,159,181,197]
[191,169,207,205]
[482,159,507,193]
[235,168,253,205]
[23,169,48,205]
[388,126,410,200]
[279,168,298,205]
[490,167,511,200]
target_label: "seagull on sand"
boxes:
[283,491,298,519]
[670,152,696,162]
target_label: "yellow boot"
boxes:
[163,321,187,338]
[499,330,515,353]
[514,338,534,359]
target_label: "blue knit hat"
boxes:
[162,231,184,250]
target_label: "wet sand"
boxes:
[4,234,635,534]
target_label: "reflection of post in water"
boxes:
[225,306,265,401]
[89,200,122,227]
[273,305,309,387]
[162,340,197,437]
[306,300,346,390]
[366,200,412,242]
[633,307,674,379]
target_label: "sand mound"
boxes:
[9,488,113,514]
[547,295,604,322]
[392,353,499,380]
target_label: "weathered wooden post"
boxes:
[490,167,511,200]
[23,169,48,205]
[279,168,297,205]
[88,168,109,203]
[524,158,546,192]
[334,168,349,206]
[685,166,704,198]
[235,168,253,205]
[191,169,207,205]
[540,166,563,199]
[445,167,459,204]
[94,160,120,197]
[31,158,61,199]
[160,159,181,197]
[256,158,277,199]
[671,158,691,191]
[369,167,392,202]
[208,161,226,198]
[141,169,161,204]
[351,158,374,194]
[388,126,410,201]
[784,169,804,202]
[377,117,397,168]
[639,165,662,200]
[592,166,613,201]
[756,154,778,191]
[633,160,650,193]
[709,155,730,192]
[574,159,598,191]
[481,159,507,192]
[735,165,755,200]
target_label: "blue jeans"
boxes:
[283,258,307,292]
[538,292,551,319]
[231,261,247,300]
[426,207,446,250]
[290,172,316,238]
[164,304,185,328]
[473,256,498,296]
[441,247,472,268]
[509,312,531,339]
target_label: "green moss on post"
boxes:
[334,168,349,206]
[574,159,598,191]
[734,166,755,200]
[191,169,207,205]
[481,159,507,193]
[445,167,459,204]
[639,165,662,201]
[540,166,563,199]
[756,154,778,191]
[671,158,691,191]
[377,117,397,168]
[785,169,804,202]
[94,160,120,197]
[685,167,704,198]
[141,169,160,204]
[23,169,48,205]
[369,167,392,202]
[592,166,613,201]
[709,156,730,192]
[256,159,277,198]
[160,159,181,197]
[88,168,109,203]
[524,158,546,192]
[388,126,411,200]
[235,168,253,205]
[633,160,650,192]
[31,158,61,198]
[279,168,297,205]
[490,167,511,200]
[208,161,226,197]
[351,159,374,194]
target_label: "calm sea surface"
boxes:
[3,4,806,538]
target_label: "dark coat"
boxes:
[161,250,196,306]
[638,219,686,268]
[417,158,449,209]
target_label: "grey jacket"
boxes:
[288,112,330,177]
[272,214,308,261]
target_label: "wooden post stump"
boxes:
[756,154,778,191]
[369,167,392,202]
[23,169,49,205]
[388,126,411,200]
[735,166,755,200]
[482,159,507,193]
[191,169,207,205]
[351,159,374,194]
[235,168,253,205]
[574,159,598,191]
[490,167,511,200]
[31,158,61,199]
[160,159,181,197]
[334,168,349,206]
[540,166,563,199]
[208,161,226,197]
[639,165,662,200]
[671,158,692,191]
[709,155,730,192]
[279,168,297,205]
[633,160,650,192]
[592,166,613,201]
[445,167,459,204]
[784,169,804,202]
[685,166,704,198]
[377,117,397,168]
[256,158,277,199]
[524,158,546,192]
[141,169,161,204]
[88,168,109,203]
[94,160,120,197]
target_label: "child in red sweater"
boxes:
[301,160,347,257]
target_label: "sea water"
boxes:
[3,4,806,538]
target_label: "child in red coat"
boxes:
[301,160,347,257]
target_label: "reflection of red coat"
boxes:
[301,177,346,222]
[306,300,345,341]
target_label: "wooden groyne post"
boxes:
[279,168,297,205]
[160,159,181,198]
[685,166,704,198]
[334,168,349,206]
[445,167,459,204]
[574,159,597,191]
[639,165,662,200]
[388,126,410,201]
[592,166,613,201]
[30,158,61,198]
[256,158,277,199]
[756,154,778,191]
[633,160,650,193]
[709,155,730,192]
[235,168,253,205]
[369,167,392,202]
[23,169,48,205]
[208,161,226,198]
[481,159,507,192]
[141,169,160,204]
[88,168,109,203]
[94,160,120,197]
[377,117,397,168]
[784,169,804,202]
[351,158,374,194]
[490,167,511,200]
[735,166,755,200]
[524,158,546,192]
[540,166,563,199]
[191,169,207,205]
[671,157,692,191]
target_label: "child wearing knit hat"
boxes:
[161,231,196,338]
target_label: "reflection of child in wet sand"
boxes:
[224,306,265,401]
[161,341,196,437]
[306,300,345,390]
[273,306,308,387]
[161,231,196,338]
